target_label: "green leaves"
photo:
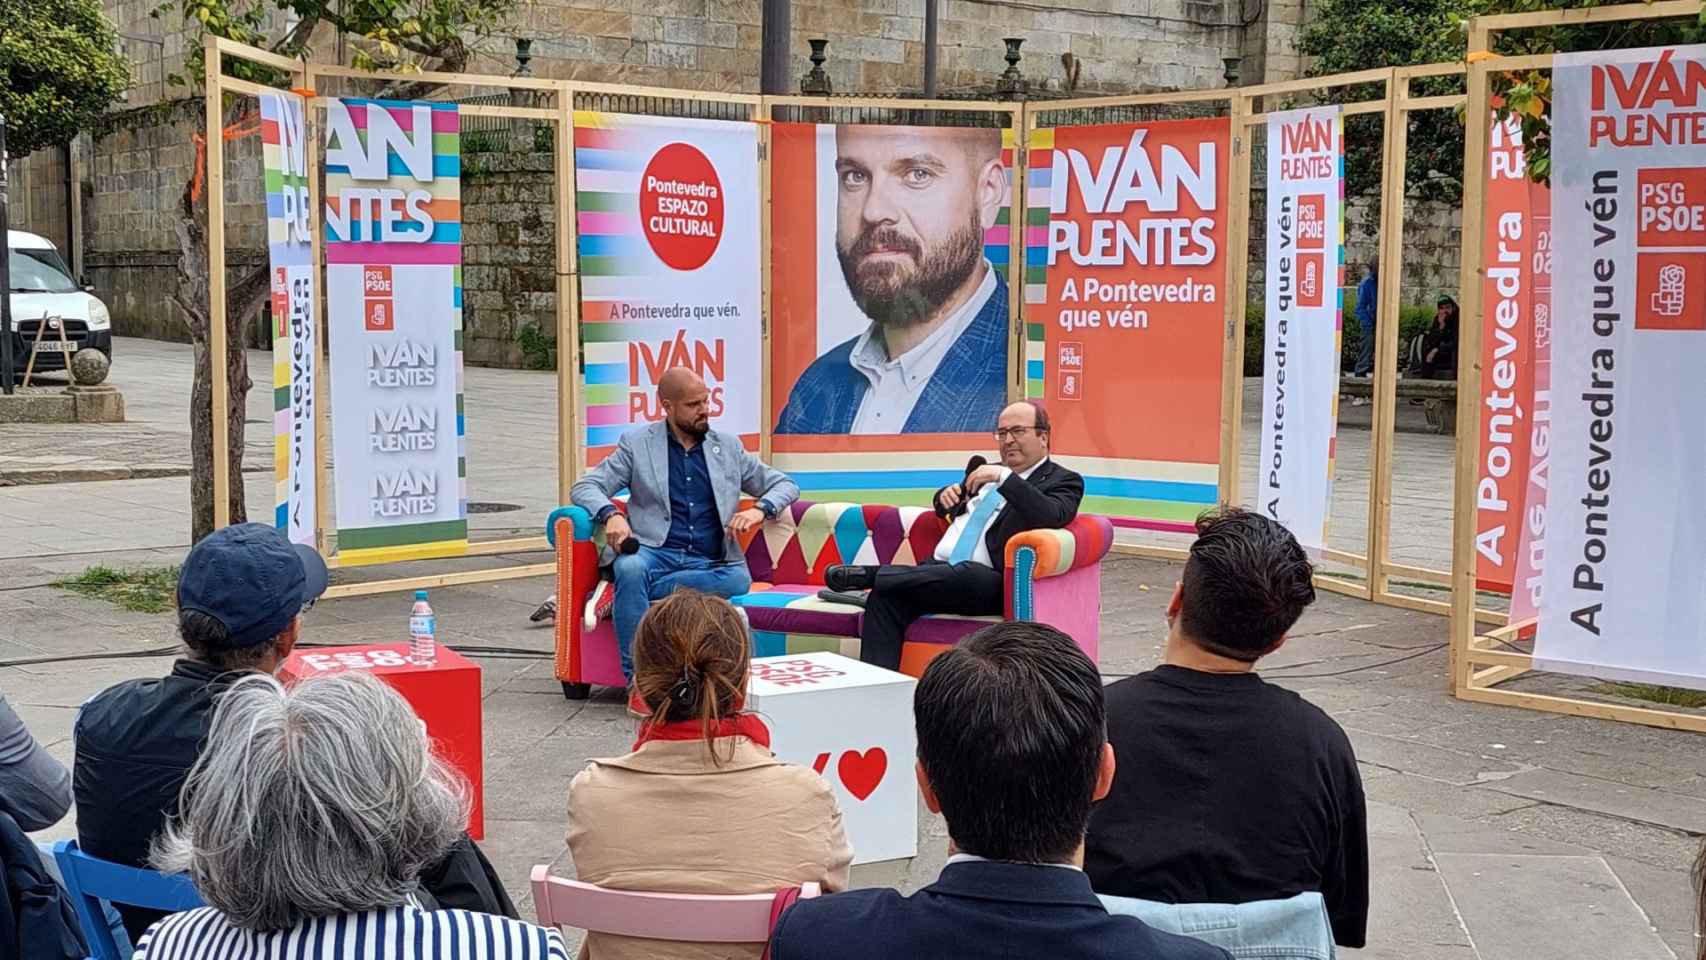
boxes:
[161,0,515,82]
[0,0,131,158]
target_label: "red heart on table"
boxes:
[836,748,887,801]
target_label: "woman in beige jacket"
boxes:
[566,591,854,960]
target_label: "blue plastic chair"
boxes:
[52,839,203,960]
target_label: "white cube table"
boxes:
[748,652,918,865]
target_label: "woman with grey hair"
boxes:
[133,672,567,960]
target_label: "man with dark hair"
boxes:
[74,524,515,942]
[1085,508,1369,948]
[777,124,1010,435]
[825,399,1083,670]
[770,622,1226,959]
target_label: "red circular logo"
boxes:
[639,143,725,271]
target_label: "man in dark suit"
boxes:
[768,622,1229,960]
[825,400,1084,670]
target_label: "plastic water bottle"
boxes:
[409,590,436,664]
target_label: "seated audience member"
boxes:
[769,622,1227,960]
[0,689,71,832]
[825,401,1084,670]
[568,590,851,960]
[75,523,515,943]
[1085,508,1368,948]
[135,672,567,960]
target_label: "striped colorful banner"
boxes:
[324,99,468,566]
[573,111,763,460]
[260,90,317,547]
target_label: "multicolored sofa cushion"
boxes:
[545,500,1114,696]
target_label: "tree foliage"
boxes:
[0,0,129,159]
[160,0,518,85]
[1298,0,1474,202]
[1487,1,1706,184]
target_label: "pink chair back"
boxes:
[529,866,820,943]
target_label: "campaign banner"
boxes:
[770,122,1017,505]
[1537,44,1706,686]
[573,113,762,463]
[1475,111,1543,593]
[1257,106,1343,554]
[1024,119,1228,532]
[1510,204,1552,624]
[323,99,467,566]
[261,91,317,547]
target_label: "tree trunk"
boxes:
[175,99,268,543]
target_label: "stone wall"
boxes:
[12,0,1321,366]
[459,151,560,368]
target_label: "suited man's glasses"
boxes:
[995,427,1040,440]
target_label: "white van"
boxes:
[6,229,112,374]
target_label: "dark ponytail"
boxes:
[631,590,751,763]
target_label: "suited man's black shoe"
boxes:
[825,564,879,592]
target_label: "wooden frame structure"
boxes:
[1449,0,1706,733]
[205,37,566,599]
[200,41,1479,606]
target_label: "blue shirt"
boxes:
[1355,272,1378,331]
[662,431,723,557]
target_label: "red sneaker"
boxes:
[627,687,652,717]
[583,580,614,630]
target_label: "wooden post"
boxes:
[1221,92,1254,508]
[1367,69,1407,601]
[304,70,332,557]
[556,88,578,502]
[1008,104,1026,403]
[1450,33,1493,695]
[206,33,232,530]
[566,89,586,494]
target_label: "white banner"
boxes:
[324,99,467,565]
[1537,45,1706,686]
[261,92,316,546]
[1258,106,1342,553]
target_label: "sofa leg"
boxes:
[561,682,591,701]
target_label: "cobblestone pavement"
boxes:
[3,337,1698,960]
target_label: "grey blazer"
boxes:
[569,420,800,565]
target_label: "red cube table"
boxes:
[279,643,484,840]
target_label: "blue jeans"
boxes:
[1353,317,1376,376]
[612,546,752,676]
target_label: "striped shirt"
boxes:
[134,904,569,960]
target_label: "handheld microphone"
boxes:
[619,537,641,555]
[945,455,988,517]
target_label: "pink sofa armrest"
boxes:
[1003,515,1115,583]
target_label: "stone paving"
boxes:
[3,337,1701,960]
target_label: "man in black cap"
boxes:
[74,523,514,941]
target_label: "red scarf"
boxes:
[633,713,772,752]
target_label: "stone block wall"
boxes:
[459,151,560,368]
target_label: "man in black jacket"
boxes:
[769,622,1227,960]
[1084,508,1369,948]
[825,400,1084,670]
[74,524,516,943]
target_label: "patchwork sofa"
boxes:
[544,500,1114,699]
